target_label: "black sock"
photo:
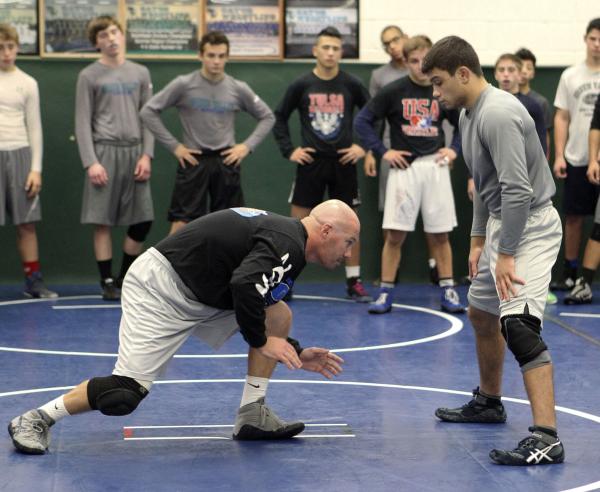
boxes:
[97,259,112,280]
[347,276,359,286]
[532,425,558,438]
[582,267,595,286]
[119,253,138,280]
[476,388,502,406]
[565,259,578,281]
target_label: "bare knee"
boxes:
[16,223,35,238]
[265,302,292,338]
[468,306,500,336]
[386,230,407,248]
[429,232,449,246]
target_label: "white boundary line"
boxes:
[559,312,600,319]
[124,434,355,441]
[52,305,120,310]
[123,423,348,430]
[0,295,463,357]
[0,379,597,492]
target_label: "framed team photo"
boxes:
[285,0,359,59]
[40,0,119,56]
[0,0,38,54]
[203,0,283,59]
[125,0,200,57]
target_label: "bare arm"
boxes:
[553,108,570,179]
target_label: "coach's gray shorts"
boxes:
[0,147,41,225]
[81,142,154,226]
[113,248,239,382]
[468,205,562,322]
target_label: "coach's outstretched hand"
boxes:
[300,348,344,379]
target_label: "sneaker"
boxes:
[546,291,558,305]
[346,277,373,303]
[440,286,466,313]
[24,272,58,299]
[101,278,120,301]
[489,426,565,465]
[368,287,393,314]
[232,397,305,440]
[550,277,575,292]
[564,277,592,305]
[8,409,54,454]
[435,387,507,423]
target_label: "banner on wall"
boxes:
[204,0,282,58]
[0,0,38,54]
[125,0,199,55]
[285,0,358,59]
[43,0,118,53]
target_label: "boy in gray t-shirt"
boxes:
[140,31,274,236]
[75,16,155,301]
[423,36,564,467]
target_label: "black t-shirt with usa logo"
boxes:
[273,70,370,158]
[155,208,307,348]
[366,75,460,156]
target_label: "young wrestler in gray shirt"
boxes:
[140,31,274,235]
[423,35,565,467]
[76,16,155,301]
[461,85,555,255]
[141,70,273,154]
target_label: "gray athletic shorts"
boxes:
[113,248,239,382]
[468,205,562,322]
[81,142,154,226]
[0,147,41,225]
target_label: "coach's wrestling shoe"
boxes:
[232,397,305,440]
[101,278,120,301]
[346,277,373,303]
[24,272,58,299]
[564,277,592,305]
[8,409,54,454]
[489,426,564,466]
[440,286,466,313]
[368,287,393,314]
[435,387,507,423]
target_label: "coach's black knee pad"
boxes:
[591,223,600,242]
[87,375,149,416]
[500,314,549,369]
[127,221,152,243]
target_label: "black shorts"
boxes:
[289,155,360,209]
[563,162,599,216]
[167,152,244,223]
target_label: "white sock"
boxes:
[345,266,360,278]
[39,395,70,423]
[240,376,269,407]
[439,278,454,288]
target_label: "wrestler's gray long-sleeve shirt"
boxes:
[75,60,154,168]
[140,71,274,152]
[459,85,555,255]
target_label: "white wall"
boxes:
[359,0,599,66]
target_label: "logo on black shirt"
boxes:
[309,93,344,140]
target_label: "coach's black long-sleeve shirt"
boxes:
[155,208,307,348]
[273,70,369,158]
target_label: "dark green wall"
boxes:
[0,60,571,284]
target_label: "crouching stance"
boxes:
[8,200,353,454]
[423,36,564,465]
